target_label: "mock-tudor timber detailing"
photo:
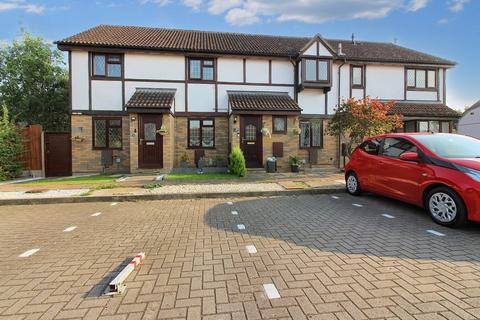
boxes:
[59,25,459,173]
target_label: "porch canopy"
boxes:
[228,91,302,114]
[388,103,459,120]
[126,88,175,113]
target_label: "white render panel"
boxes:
[406,91,438,101]
[188,83,216,112]
[246,59,269,83]
[366,65,404,100]
[91,81,123,111]
[438,68,444,103]
[271,60,294,84]
[303,43,317,55]
[458,124,480,139]
[124,53,184,80]
[298,89,326,115]
[218,58,243,82]
[351,88,364,99]
[459,107,479,126]
[318,41,333,56]
[71,51,89,110]
[327,63,339,114]
[339,64,350,102]
[124,81,185,112]
[217,85,294,112]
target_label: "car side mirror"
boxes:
[400,152,420,162]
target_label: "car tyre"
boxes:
[346,172,361,196]
[425,187,467,228]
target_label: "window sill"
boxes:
[91,76,122,81]
[352,85,365,89]
[406,87,437,92]
[93,147,123,151]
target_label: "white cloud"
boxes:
[0,0,44,14]
[407,0,428,11]
[449,0,471,12]
[182,0,202,10]
[207,0,242,14]
[139,0,171,6]
[225,7,260,25]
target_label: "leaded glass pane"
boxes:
[318,61,328,81]
[305,59,316,81]
[416,70,426,88]
[203,120,213,126]
[273,117,286,132]
[311,121,322,147]
[441,121,450,133]
[407,69,415,87]
[419,121,429,132]
[203,67,214,80]
[352,67,362,85]
[94,120,107,148]
[189,120,200,147]
[202,127,214,147]
[429,121,440,133]
[107,63,121,77]
[109,119,121,127]
[109,128,122,148]
[107,55,121,63]
[144,123,156,141]
[190,60,201,79]
[203,60,214,66]
[300,122,310,148]
[428,70,436,88]
[93,55,106,76]
[245,124,256,141]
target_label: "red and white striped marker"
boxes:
[105,252,145,295]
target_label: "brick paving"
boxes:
[1,194,480,319]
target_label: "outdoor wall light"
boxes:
[233,116,238,124]
[131,115,137,121]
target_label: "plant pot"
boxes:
[216,159,227,167]
[291,165,300,173]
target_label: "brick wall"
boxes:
[71,114,130,174]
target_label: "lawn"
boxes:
[20,174,121,186]
[166,173,239,181]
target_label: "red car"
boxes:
[345,133,480,227]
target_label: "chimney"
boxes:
[351,33,356,45]
[337,43,345,56]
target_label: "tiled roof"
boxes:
[126,88,175,109]
[56,25,455,65]
[388,103,460,118]
[228,91,301,113]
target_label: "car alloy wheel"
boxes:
[347,174,358,194]
[429,192,457,223]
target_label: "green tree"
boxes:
[0,104,23,181]
[0,32,69,132]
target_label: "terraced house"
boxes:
[56,25,459,174]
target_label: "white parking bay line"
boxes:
[237,224,246,230]
[111,202,118,206]
[352,203,363,207]
[91,212,102,217]
[246,245,257,254]
[427,229,445,237]
[263,283,280,299]
[63,226,77,232]
[227,202,233,205]
[382,214,395,219]
[331,196,340,200]
[19,248,39,258]
[231,211,238,215]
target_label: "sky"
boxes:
[0,0,478,110]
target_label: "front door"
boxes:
[240,116,263,168]
[138,114,163,169]
[45,133,72,177]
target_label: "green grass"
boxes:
[166,173,239,181]
[21,174,121,186]
[143,182,163,189]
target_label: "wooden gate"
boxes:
[45,133,72,177]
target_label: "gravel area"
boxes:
[149,182,284,194]
[0,189,89,199]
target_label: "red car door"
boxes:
[352,139,382,190]
[374,137,428,204]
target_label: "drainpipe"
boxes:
[337,58,347,170]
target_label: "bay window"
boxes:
[302,58,330,83]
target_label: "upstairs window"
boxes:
[189,58,214,81]
[92,54,122,79]
[407,68,436,89]
[351,66,364,88]
[303,59,330,82]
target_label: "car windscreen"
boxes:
[414,134,480,158]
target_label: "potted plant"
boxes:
[72,135,85,142]
[293,127,301,135]
[215,155,226,167]
[180,152,189,168]
[289,156,302,173]
[157,124,168,135]
[261,127,271,137]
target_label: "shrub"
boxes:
[0,104,23,181]
[229,146,246,177]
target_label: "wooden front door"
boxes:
[45,133,72,177]
[240,116,263,168]
[138,114,163,169]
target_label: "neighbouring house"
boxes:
[458,100,480,139]
[56,25,459,174]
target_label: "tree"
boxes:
[0,104,23,181]
[328,98,404,158]
[0,32,69,132]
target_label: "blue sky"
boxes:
[0,0,478,110]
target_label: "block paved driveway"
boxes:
[1,194,480,319]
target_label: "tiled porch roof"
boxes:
[228,91,302,113]
[126,88,175,111]
[388,103,460,118]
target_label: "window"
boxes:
[93,118,122,149]
[272,116,287,134]
[189,58,214,81]
[300,120,322,148]
[188,119,214,148]
[351,66,364,88]
[303,59,330,82]
[360,139,380,155]
[380,138,417,158]
[418,120,451,133]
[92,54,122,79]
[406,68,436,89]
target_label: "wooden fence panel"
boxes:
[19,125,43,171]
